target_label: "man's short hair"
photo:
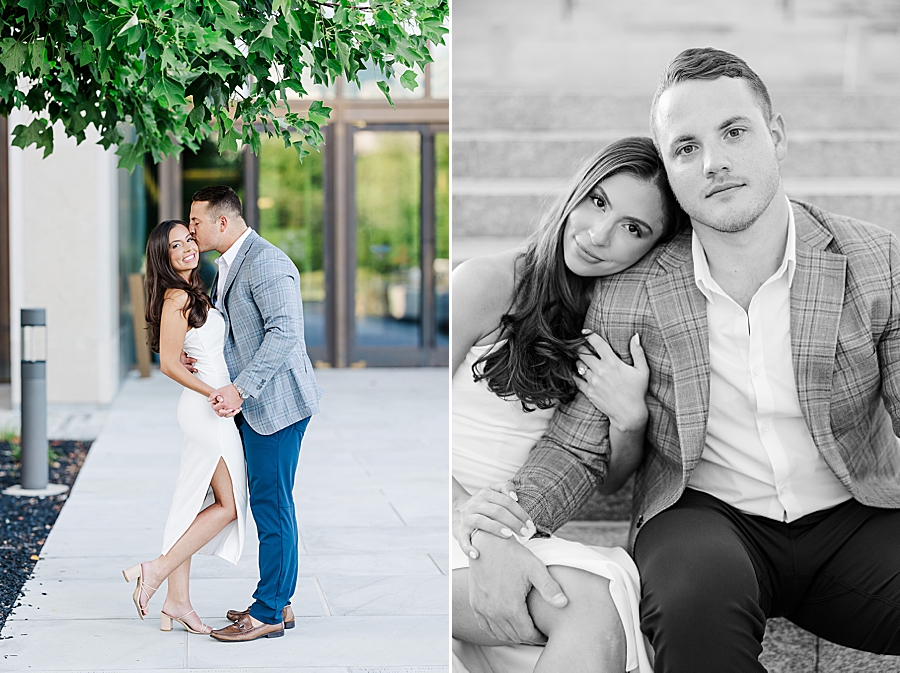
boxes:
[650,47,773,140]
[192,185,243,221]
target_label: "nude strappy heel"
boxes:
[122,563,157,620]
[161,609,213,635]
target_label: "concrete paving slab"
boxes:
[0,368,449,671]
[0,619,188,671]
[186,616,447,668]
[298,526,446,555]
[317,576,448,616]
[7,577,326,622]
[759,618,818,673]
[818,642,900,672]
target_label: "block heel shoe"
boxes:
[161,609,212,635]
[122,563,157,620]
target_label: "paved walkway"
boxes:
[0,368,449,672]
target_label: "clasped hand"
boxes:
[180,351,241,418]
[452,481,535,559]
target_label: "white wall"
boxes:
[7,109,120,405]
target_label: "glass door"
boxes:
[349,125,448,366]
[257,135,327,365]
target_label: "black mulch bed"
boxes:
[0,440,91,634]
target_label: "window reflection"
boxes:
[257,136,326,348]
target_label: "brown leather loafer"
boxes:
[225,604,295,629]
[209,614,284,642]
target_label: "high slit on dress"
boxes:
[452,342,653,673]
[160,308,248,564]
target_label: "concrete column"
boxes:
[7,109,120,405]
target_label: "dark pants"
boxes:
[634,488,900,673]
[235,414,311,625]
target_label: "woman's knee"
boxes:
[528,566,626,649]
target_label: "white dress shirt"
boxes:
[688,197,851,522]
[214,227,252,311]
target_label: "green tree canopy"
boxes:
[0,0,448,170]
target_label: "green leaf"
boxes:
[116,13,139,37]
[150,77,187,108]
[11,119,54,158]
[306,100,332,125]
[188,104,207,127]
[399,69,418,91]
[0,40,27,74]
[376,80,394,107]
[207,56,233,80]
[115,140,144,173]
[19,0,43,22]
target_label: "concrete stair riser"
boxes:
[453,92,900,132]
[454,134,900,179]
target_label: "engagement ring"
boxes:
[577,365,587,376]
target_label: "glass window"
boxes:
[353,131,422,347]
[257,136,326,349]
[181,136,242,289]
[435,131,449,345]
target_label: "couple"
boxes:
[453,47,900,672]
[122,185,322,642]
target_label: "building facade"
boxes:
[0,52,448,406]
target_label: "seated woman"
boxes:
[452,137,686,672]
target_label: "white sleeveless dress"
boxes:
[160,308,248,564]
[452,342,652,673]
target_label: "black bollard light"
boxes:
[2,309,67,497]
[21,308,48,489]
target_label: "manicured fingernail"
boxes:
[500,527,513,537]
[469,550,477,559]
[526,520,534,529]
[509,491,518,501]
[581,328,590,334]
[520,527,529,536]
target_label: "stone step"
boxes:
[453,91,900,132]
[554,520,900,673]
[453,130,900,179]
[452,178,900,240]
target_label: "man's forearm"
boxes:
[511,437,607,534]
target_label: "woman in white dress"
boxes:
[123,220,248,635]
[452,137,686,672]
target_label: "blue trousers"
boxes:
[235,414,311,625]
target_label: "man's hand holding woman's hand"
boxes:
[452,481,535,559]
[208,384,242,418]
[468,531,568,645]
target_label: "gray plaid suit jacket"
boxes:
[513,200,900,550]
[217,229,321,435]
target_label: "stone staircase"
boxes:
[453,90,900,266]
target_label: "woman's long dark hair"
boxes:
[474,136,686,411]
[144,220,211,353]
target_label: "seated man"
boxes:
[466,47,900,672]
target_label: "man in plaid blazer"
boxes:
[188,186,322,642]
[468,49,900,670]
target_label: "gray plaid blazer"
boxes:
[216,229,321,435]
[513,200,900,549]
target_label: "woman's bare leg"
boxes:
[452,568,513,645]
[529,566,626,673]
[139,458,238,617]
[453,565,627,672]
